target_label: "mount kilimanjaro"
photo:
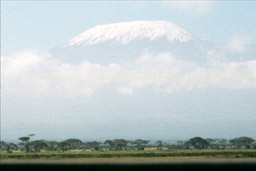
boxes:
[51,21,219,65]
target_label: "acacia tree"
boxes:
[156,140,163,150]
[132,139,149,150]
[104,140,115,150]
[176,141,186,149]
[64,139,83,149]
[113,139,128,150]
[0,141,17,153]
[18,137,30,152]
[185,137,209,149]
[229,137,255,149]
[86,141,101,151]
[17,134,35,152]
[30,140,48,152]
[58,141,71,152]
[0,141,7,151]
[46,141,59,151]
[206,138,218,149]
[6,143,18,153]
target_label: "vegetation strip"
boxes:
[1,150,256,159]
[1,136,256,160]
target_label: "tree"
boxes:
[176,141,186,149]
[64,138,83,149]
[216,139,228,145]
[156,140,163,146]
[46,141,59,151]
[185,137,209,149]
[229,137,255,148]
[58,141,71,152]
[206,138,215,144]
[155,140,163,150]
[176,141,184,146]
[132,139,149,150]
[7,143,18,153]
[18,136,30,152]
[252,141,256,149]
[0,141,18,153]
[206,138,218,149]
[30,140,48,152]
[104,140,114,150]
[86,141,101,151]
[113,139,128,150]
[19,137,30,142]
[0,141,7,151]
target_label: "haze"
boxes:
[1,1,256,142]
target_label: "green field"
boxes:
[1,149,256,163]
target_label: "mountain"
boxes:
[68,21,192,45]
[51,21,219,65]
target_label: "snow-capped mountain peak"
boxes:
[69,21,192,46]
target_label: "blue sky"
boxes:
[2,1,256,56]
[1,1,256,142]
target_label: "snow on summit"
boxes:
[69,21,192,46]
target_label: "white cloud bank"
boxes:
[2,50,256,98]
[225,34,253,53]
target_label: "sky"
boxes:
[1,1,256,142]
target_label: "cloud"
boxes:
[225,34,253,53]
[117,87,134,95]
[1,50,256,99]
[120,53,256,93]
[163,1,214,14]
[1,50,119,98]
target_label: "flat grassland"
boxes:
[1,149,256,163]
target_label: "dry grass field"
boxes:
[1,149,256,163]
[1,156,256,164]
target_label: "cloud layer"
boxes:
[225,34,253,53]
[2,49,256,99]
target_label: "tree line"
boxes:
[0,135,255,153]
